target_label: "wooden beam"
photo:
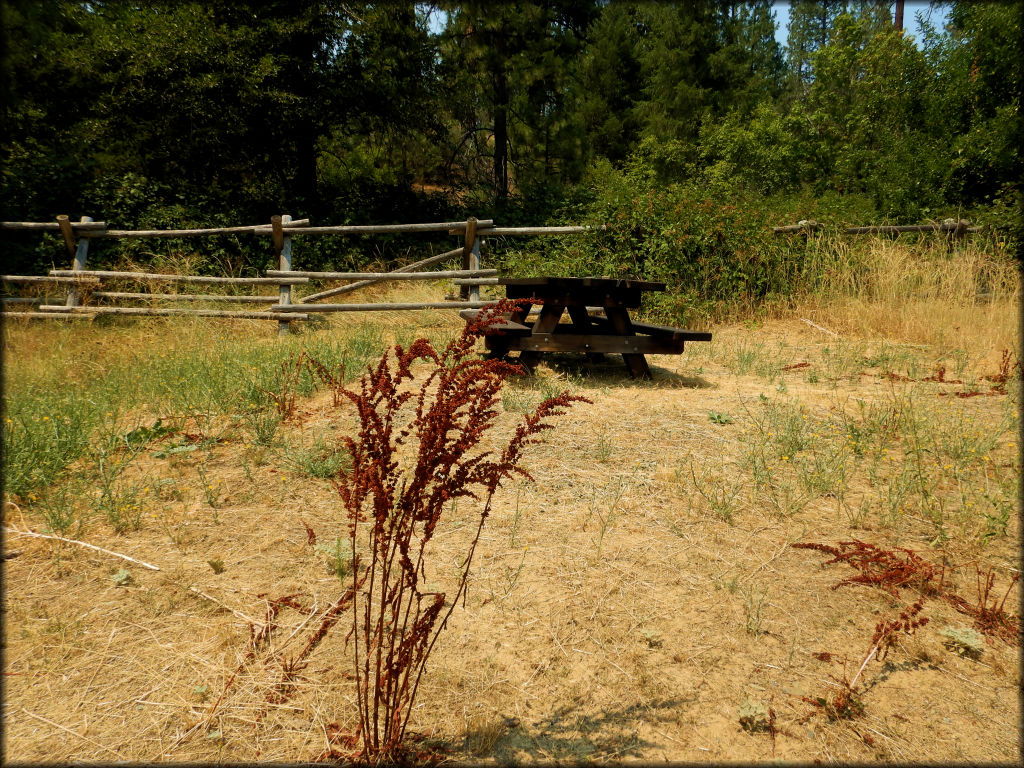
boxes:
[265,268,497,280]
[49,270,308,285]
[38,306,310,320]
[84,220,310,238]
[91,292,278,303]
[470,225,601,236]
[298,247,465,303]
[0,311,97,320]
[277,214,293,337]
[271,215,285,255]
[56,215,77,255]
[461,217,478,300]
[0,221,107,232]
[63,216,93,308]
[490,333,685,355]
[289,219,493,236]
[2,275,100,285]
[274,301,496,313]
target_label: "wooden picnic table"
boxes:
[461,276,711,379]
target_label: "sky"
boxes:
[771,1,952,49]
[426,3,953,50]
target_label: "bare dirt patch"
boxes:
[3,310,1020,763]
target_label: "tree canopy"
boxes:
[1,0,1019,273]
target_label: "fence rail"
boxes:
[773,218,982,236]
[2,215,600,333]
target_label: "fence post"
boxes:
[468,235,482,303]
[273,214,293,336]
[460,217,477,300]
[62,215,92,307]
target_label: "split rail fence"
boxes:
[772,217,981,237]
[1,215,598,335]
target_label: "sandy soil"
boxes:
[2,316,1020,763]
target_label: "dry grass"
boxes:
[2,246,1020,763]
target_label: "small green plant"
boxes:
[111,568,133,587]
[941,626,984,659]
[708,411,734,425]
[36,482,82,537]
[286,438,351,479]
[742,585,768,635]
[244,405,281,447]
[196,464,221,508]
[690,460,742,523]
[315,537,353,582]
[207,558,225,574]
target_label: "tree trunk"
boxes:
[492,66,509,204]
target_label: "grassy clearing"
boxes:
[2,247,1020,762]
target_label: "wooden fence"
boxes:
[1,215,598,335]
[772,218,982,237]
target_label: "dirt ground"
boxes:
[2,313,1020,763]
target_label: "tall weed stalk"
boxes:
[335,301,587,761]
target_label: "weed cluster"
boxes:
[303,301,585,762]
[796,539,1020,721]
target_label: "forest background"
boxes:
[1,0,1020,322]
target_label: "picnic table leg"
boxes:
[516,301,564,374]
[566,305,606,362]
[605,306,652,380]
[484,304,531,361]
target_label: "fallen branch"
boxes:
[3,526,160,571]
[801,318,840,338]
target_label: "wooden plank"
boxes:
[843,221,980,235]
[92,292,278,303]
[64,216,92,308]
[470,225,603,236]
[85,220,310,238]
[452,277,500,286]
[298,247,464,303]
[1,221,107,232]
[38,306,310,320]
[500,276,666,292]
[49,270,308,285]
[277,214,293,337]
[503,283,646,309]
[2,275,100,285]
[0,311,97,320]
[489,333,685,355]
[462,217,478,300]
[458,309,531,332]
[773,220,821,234]
[626,321,713,342]
[278,301,496,313]
[271,215,285,254]
[283,220,494,236]
[56,215,77,255]
[266,268,497,280]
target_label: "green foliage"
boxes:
[0,0,1017,274]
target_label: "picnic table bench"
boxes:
[460,276,711,379]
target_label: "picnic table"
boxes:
[460,276,711,379]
